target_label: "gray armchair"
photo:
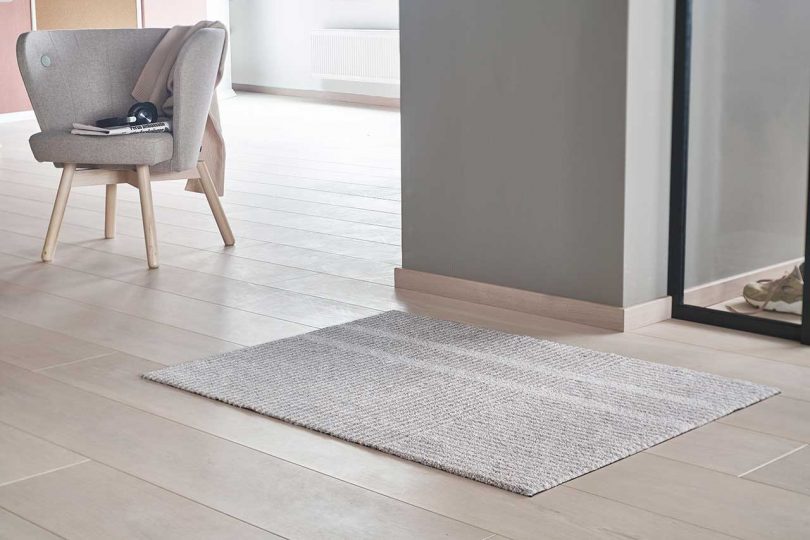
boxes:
[16,28,234,269]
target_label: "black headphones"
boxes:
[96,102,159,128]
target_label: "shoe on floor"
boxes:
[742,263,804,315]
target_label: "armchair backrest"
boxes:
[17,29,168,132]
[17,27,226,173]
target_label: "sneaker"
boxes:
[742,263,804,315]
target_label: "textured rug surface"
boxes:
[144,311,778,495]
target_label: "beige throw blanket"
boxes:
[133,21,228,195]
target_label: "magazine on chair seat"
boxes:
[71,121,171,137]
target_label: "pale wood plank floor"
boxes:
[0,93,808,539]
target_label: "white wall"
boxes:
[206,0,234,97]
[229,0,399,97]
[141,0,234,97]
[622,0,674,306]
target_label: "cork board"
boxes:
[35,0,139,30]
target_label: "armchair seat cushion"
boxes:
[29,131,174,166]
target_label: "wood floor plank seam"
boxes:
[0,273,314,348]
[0,167,402,215]
[731,475,810,500]
[227,159,400,179]
[141,182,401,235]
[0,246,375,331]
[0,316,231,372]
[636,451,810,502]
[737,444,808,478]
[0,162,401,197]
[218,136,398,154]
[0,324,214,384]
[0,175,403,231]
[0,177,403,237]
[2,369,496,539]
[0,237,387,322]
[0,173,403,230]
[33,352,119,373]
[228,151,401,169]
[203,242,398,268]
[570,452,810,538]
[627,329,810,373]
[221,167,400,191]
[714,422,809,444]
[219,186,401,214]
[0,196,403,261]
[0,460,91,489]
[0,279,253,348]
[0,158,401,198]
[0,315,126,371]
[0,225,399,307]
[0,215,398,288]
[0,503,68,540]
[564,486,744,540]
[204,186,401,216]
[200,241,396,278]
[716,400,810,443]
[229,152,400,170]
[0,419,291,539]
[221,176,400,202]
[0,189,403,249]
[224,162,399,183]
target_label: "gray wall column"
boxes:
[400,0,630,306]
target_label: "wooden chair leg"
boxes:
[196,161,235,246]
[105,184,117,239]
[41,163,76,263]
[135,165,159,269]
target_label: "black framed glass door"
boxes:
[668,0,810,343]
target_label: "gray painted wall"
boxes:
[400,0,630,306]
[684,0,810,289]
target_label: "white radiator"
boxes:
[311,29,400,84]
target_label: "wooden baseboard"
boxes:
[623,296,673,331]
[233,84,400,109]
[683,258,802,307]
[394,268,671,332]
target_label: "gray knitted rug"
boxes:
[144,311,778,495]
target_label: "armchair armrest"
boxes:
[169,27,226,172]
